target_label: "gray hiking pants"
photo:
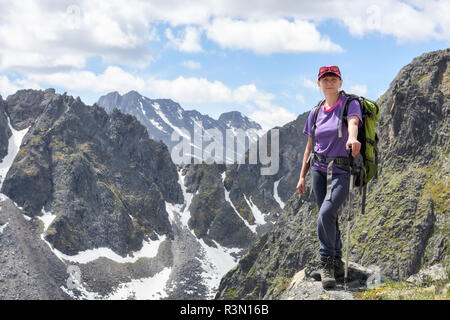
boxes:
[311,167,350,258]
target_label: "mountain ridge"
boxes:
[97,91,264,166]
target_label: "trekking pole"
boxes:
[344,147,354,290]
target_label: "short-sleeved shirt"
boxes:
[303,94,363,174]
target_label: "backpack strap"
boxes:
[338,91,361,138]
[311,99,325,149]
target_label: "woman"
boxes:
[296,65,362,289]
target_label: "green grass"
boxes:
[356,279,450,300]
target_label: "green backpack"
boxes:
[340,91,380,187]
[338,91,380,180]
[340,91,380,214]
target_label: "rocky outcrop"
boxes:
[406,263,448,287]
[0,95,11,161]
[0,197,69,299]
[280,261,376,300]
[5,88,56,130]
[216,48,449,300]
[1,90,183,257]
[183,163,255,248]
[353,48,449,279]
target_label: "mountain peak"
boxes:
[218,111,262,130]
[123,90,142,98]
[97,92,264,164]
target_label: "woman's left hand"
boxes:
[346,138,361,157]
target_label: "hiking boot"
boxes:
[319,255,336,289]
[334,257,345,279]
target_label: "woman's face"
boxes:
[318,74,342,94]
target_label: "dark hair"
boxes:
[319,73,341,80]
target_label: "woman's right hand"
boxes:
[296,177,307,196]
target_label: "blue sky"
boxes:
[0,0,448,130]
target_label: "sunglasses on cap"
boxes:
[318,65,342,80]
[319,66,340,74]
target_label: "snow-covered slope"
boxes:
[97,91,264,165]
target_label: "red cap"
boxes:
[318,65,342,80]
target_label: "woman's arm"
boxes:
[297,137,312,195]
[300,136,312,179]
[346,115,361,157]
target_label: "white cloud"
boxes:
[0,76,21,98]
[0,0,155,72]
[206,18,344,54]
[0,76,41,98]
[337,0,449,43]
[27,66,146,94]
[232,84,274,105]
[348,84,368,96]
[301,78,320,91]
[0,0,446,76]
[295,94,305,104]
[165,26,203,53]
[183,60,202,69]
[249,104,297,130]
[232,84,296,129]
[148,76,232,103]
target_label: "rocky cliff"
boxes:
[1,90,183,256]
[0,89,191,299]
[216,48,449,299]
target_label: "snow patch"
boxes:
[38,208,57,232]
[56,235,166,264]
[105,267,172,300]
[0,222,8,234]
[165,168,194,228]
[153,102,190,139]
[0,116,29,189]
[37,208,166,264]
[221,172,257,234]
[273,177,285,209]
[166,169,242,298]
[139,100,147,117]
[243,194,266,225]
[197,239,240,299]
[149,118,165,132]
[61,272,102,300]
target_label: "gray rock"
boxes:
[406,264,449,287]
[1,91,183,257]
[0,197,69,299]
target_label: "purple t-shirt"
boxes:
[303,94,363,174]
